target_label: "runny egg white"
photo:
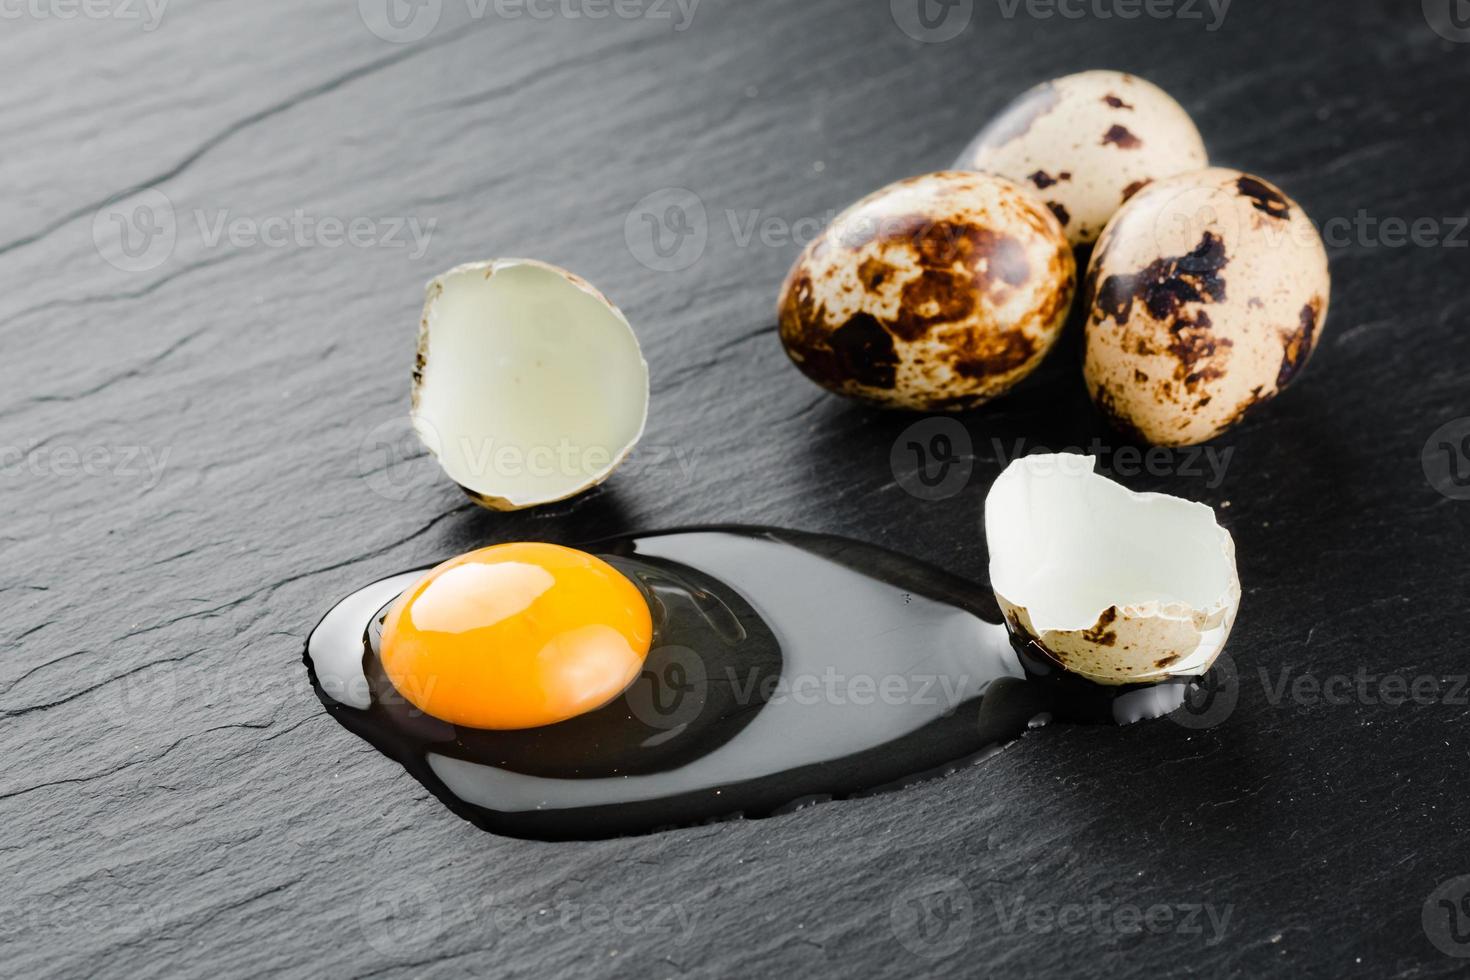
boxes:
[307,462,1241,839]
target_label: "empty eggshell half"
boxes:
[412,259,649,511]
[985,453,1240,686]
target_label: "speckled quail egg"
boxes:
[956,70,1208,247]
[413,259,649,511]
[778,171,1075,411]
[1082,167,1330,447]
[986,453,1240,686]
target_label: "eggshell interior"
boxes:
[413,260,649,511]
[985,454,1239,684]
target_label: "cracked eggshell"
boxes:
[985,454,1240,686]
[956,70,1208,246]
[777,171,1075,411]
[412,259,649,511]
[1083,167,1330,447]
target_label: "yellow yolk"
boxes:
[379,543,653,730]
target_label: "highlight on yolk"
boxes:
[379,543,653,730]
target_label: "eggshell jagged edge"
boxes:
[411,258,650,512]
[985,454,1241,686]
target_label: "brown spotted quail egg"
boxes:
[956,70,1208,247]
[1082,167,1330,447]
[777,171,1075,411]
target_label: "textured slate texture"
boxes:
[3,1,1469,977]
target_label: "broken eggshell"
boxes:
[412,259,649,511]
[778,170,1075,411]
[1082,168,1330,447]
[956,70,1208,247]
[985,454,1240,686]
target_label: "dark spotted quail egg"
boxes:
[956,70,1208,247]
[1082,168,1330,447]
[777,171,1075,411]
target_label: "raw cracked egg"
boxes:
[1083,167,1331,446]
[379,542,653,730]
[413,259,649,511]
[778,170,1075,411]
[986,453,1240,686]
[956,70,1208,247]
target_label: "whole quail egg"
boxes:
[956,70,1208,247]
[1082,167,1330,447]
[778,171,1075,411]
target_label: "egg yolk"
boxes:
[379,543,653,730]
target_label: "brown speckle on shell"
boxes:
[1093,231,1229,323]
[826,314,899,390]
[954,330,1037,380]
[891,266,979,342]
[1166,310,1234,393]
[858,257,888,290]
[1237,175,1291,221]
[1102,124,1143,149]
[1081,606,1120,647]
[1029,170,1072,189]
[1277,298,1323,388]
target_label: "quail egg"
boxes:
[778,171,1075,411]
[986,453,1240,686]
[1082,168,1330,446]
[412,259,650,510]
[956,70,1208,247]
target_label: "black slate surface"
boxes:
[4,1,1469,977]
